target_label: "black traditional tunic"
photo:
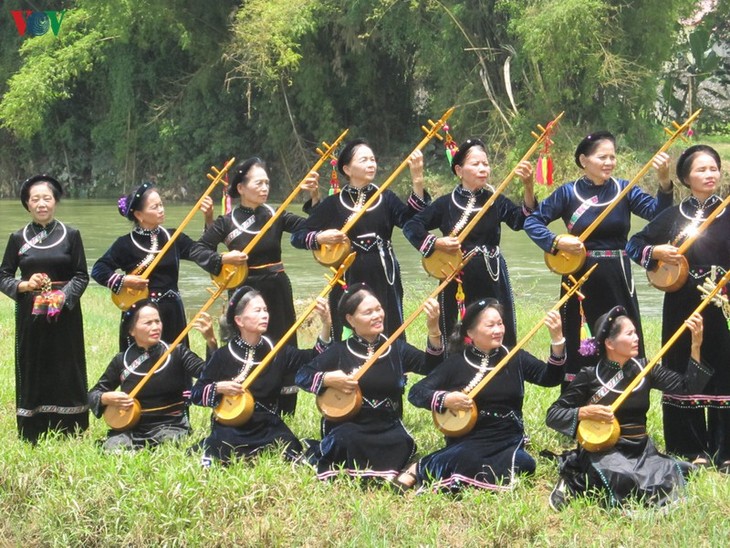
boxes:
[88,343,205,451]
[408,345,564,491]
[195,205,306,412]
[295,335,443,480]
[627,195,730,463]
[190,335,329,465]
[92,227,217,350]
[546,357,712,507]
[524,177,672,387]
[403,185,533,346]
[0,220,89,442]
[291,184,429,341]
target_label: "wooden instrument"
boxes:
[111,157,236,310]
[577,267,730,452]
[316,249,477,422]
[545,109,702,275]
[432,264,598,437]
[423,112,564,279]
[313,107,455,268]
[647,193,730,292]
[213,129,350,287]
[213,253,355,426]
[103,270,236,431]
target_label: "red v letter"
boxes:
[10,11,32,36]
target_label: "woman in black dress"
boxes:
[88,299,208,452]
[291,139,430,341]
[295,283,443,481]
[627,145,730,470]
[403,138,536,346]
[92,182,219,350]
[524,132,673,388]
[546,306,711,510]
[0,175,89,443]
[396,299,565,492]
[190,286,331,466]
[195,158,320,414]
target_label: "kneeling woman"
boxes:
[546,307,711,510]
[400,300,566,492]
[295,283,444,481]
[88,300,208,452]
[190,286,332,466]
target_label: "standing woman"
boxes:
[190,286,331,466]
[524,132,673,388]
[399,300,565,492]
[194,158,321,415]
[295,283,443,481]
[92,182,218,350]
[545,307,711,510]
[88,300,208,452]
[0,175,89,443]
[403,138,536,347]
[627,145,730,469]
[291,139,430,341]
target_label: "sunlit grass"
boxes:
[0,283,728,545]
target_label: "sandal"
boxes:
[692,456,712,468]
[391,470,418,494]
[718,460,730,474]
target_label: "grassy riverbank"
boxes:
[0,285,728,546]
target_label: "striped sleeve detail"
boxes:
[522,201,537,215]
[310,372,325,394]
[408,192,428,212]
[548,352,566,366]
[426,337,444,355]
[107,273,125,294]
[640,246,655,269]
[304,231,321,250]
[431,391,447,413]
[201,383,218,407]
[419,234,437,257]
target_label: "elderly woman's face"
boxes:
[604,318,639,361]
[27,183,57,225]
[686,152,721,200]
[237,166,270,208]
[129,306,163,348]
[342,145,377,187]
[579,139,616,183]
[133,190,165,229]
[346,293,384,340]
[234,295,269,335]
[455,147,491,191]
[467,307,504,352]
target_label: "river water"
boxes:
[0,198,663,316]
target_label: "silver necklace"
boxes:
[22,220,67,250]
[572,177,622,207]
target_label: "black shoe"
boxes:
[549,478,570,511]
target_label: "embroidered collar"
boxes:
[133,226,161,237]
[687,194,720,210]
[233,335,266,350]
[455,184,489,199]
[30,219,57,232]
[341,183,375,197]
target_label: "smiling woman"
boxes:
[0,174,89,443]
[87,299,207,452]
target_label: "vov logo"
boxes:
[11,10,67,37]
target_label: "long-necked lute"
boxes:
[316,249,477,422]
[423,112,564,279]
[103,269,237,431]
[111,157,236,310]
[432,264,598,437]
[213,129,350,287]
[545,109,702,275]
[313,107,455,268]
[577,267,730,452]
[213,252,355,426]
[647,192,730,292]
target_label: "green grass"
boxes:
[0,284,728,546]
